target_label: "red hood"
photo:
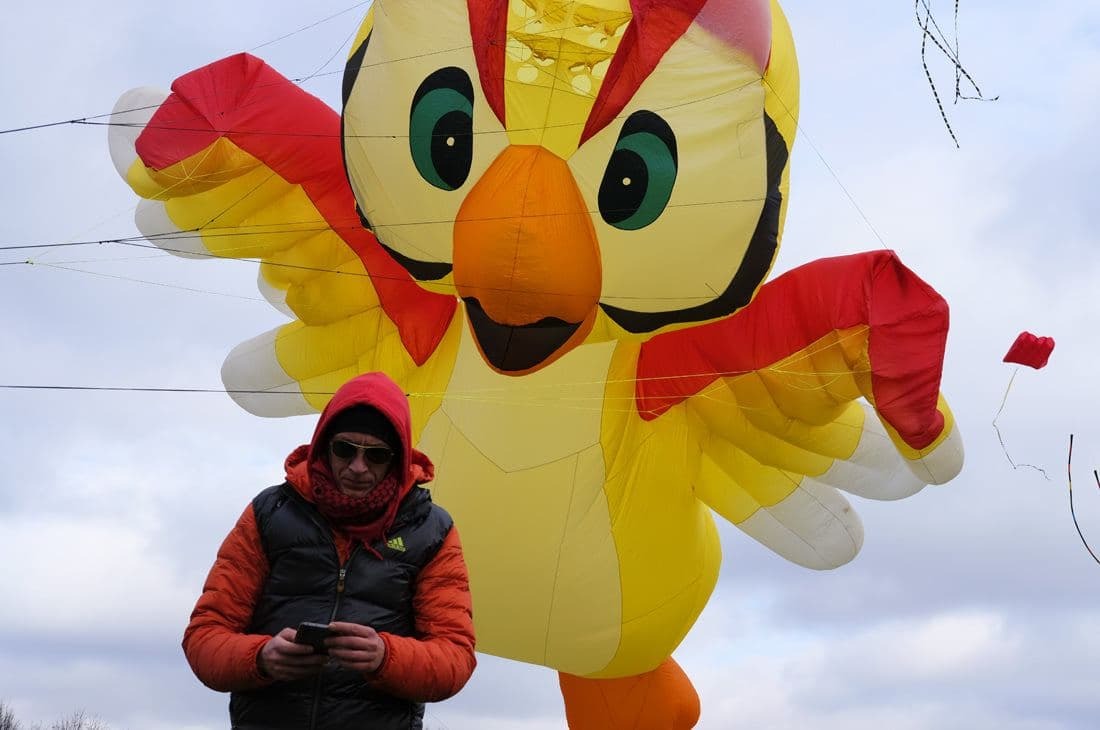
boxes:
[284,372,435,507]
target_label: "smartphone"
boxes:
[293,621,332,654]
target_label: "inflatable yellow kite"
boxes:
[109,1,964,726]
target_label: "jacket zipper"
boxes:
[278,483,415,729]
[308,543,361,730]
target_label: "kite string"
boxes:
[1067,434,1100,566]
[992,367,1049,479]
[992,368,1018,468]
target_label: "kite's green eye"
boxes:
[409,67,474,191]
[598,111,678,231]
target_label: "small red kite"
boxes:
[1003,331,1055,369]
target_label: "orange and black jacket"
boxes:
[183,373,476,729]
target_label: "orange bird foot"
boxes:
[559,657,701,730]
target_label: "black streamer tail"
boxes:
[914,0,999,147]
[1067,434,1100,566]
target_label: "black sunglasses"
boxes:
[329,439,395,466]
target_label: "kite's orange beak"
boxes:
[453,145,601,375]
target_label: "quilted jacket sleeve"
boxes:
[370,525,477,701]
[182,505,274,692]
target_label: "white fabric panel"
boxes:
[133,200,207,259]
[221,328,312,417]
[737,479,864,569]
[108,86,165,178]
[905,422,965,485]
[256,269,294,318]
[819,403,927,501]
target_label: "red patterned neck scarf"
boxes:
[309,462,402,547]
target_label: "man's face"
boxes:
[326,430,395,498]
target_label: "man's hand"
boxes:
[326,621,387,673]
[258,627,327,681]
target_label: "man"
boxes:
[183,372,476,729]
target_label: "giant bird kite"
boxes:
[110,1,965,726]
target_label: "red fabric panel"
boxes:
[1003,331,1055,369]
[636,251,950,450]
[467,0,508,126]
[135,54,457,366]
[580,0,708,145]
[694,0,772,73]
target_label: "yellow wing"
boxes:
[636,251,965,569]
[108,54,460,431]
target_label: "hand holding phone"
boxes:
[293,621,332,655]
[258,627,327,681]
[325,621,387,673]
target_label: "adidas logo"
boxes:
[386,536,406,552]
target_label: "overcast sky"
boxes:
[2,1,1099,729]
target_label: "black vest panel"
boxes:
[229,483,452,730]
